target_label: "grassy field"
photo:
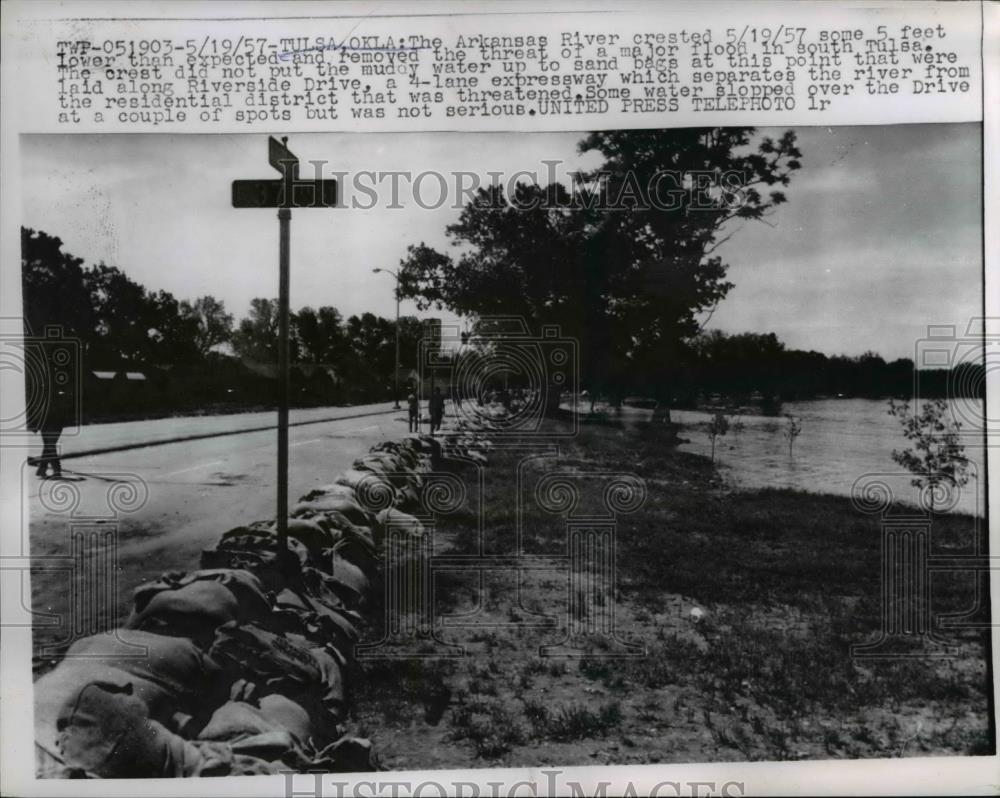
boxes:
[353,417,994,767]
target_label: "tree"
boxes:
[181,296,233,357]
[294,305,348,364]
[398,128,801,410]
[705,411,729,463]
[23,228,224,368]
[86,263,156,364]
[888,398,971,512]
[784,414,802,457]
[145,289,201,364]
[232,298,294,364]
[396,316,426,373]
[21,227,93,342]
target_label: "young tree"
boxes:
[888,398,971,513]
[784,414,802,457]
[729,412,746,436]
[705,411,729,464]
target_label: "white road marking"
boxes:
[167,459,223,477]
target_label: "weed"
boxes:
[546,701,623,741]
[449,695,526,758]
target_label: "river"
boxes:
[668,398,988,517]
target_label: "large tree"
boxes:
[398,128,801,405]
[21,228,94,342]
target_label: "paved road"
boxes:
[26,404,416,659]
[41,401,399,457]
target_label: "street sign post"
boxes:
[232,137,338,577]
[232,180,338,209]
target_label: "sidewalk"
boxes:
[38,402,400,461]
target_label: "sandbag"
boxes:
[336,469,397,506]
[66,629,226,706]
[376,507,425,537]
[296,508,375,550]
[36,663,172,758]
[209,623,345,727]
[37,629,226,758]
[198,700,295,743]
[327,536,378,576]
[56,681,283,777]
[292,498,372,530]
[270,587,358,658]
[202,526,311,586]
[125,581,240,647]
[313,735,378,772]
[258,693,314,742]
[132,569,271,620]
[326,552,370,602]
[299,483,358,503]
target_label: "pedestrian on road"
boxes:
[30,388,69,478]
[407,392,419,433]
[429,387,446,434]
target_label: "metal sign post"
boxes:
[233,137,338,577]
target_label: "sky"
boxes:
[21,123,982,362]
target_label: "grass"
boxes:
[448,694,527,758]
[351,416,994,765]
[520,698,623,741]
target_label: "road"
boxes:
[26,403,414,660]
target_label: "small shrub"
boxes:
[546,701,623,741]
[449,696,526,758]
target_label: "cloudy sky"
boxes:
[21,123,981,362]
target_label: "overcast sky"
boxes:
[21,123,981,362]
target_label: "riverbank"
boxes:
[353,417,993,767]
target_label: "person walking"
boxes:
[429,386,446,434]
[30,388,68,478]
[407,391,419,433]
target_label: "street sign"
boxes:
[269,135,299,177]
[232,136,338,578]
[232,179,338,209]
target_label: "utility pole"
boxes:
[373,267,401,409]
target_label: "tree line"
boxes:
[665,330,982,405]
[21,227,424,419]
[395,126,981,408]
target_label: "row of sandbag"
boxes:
[36,431,491,778]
